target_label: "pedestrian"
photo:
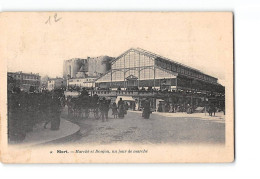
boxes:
[118,97,124,107]
[26,92,36,132]
[208,104,213,116]
[44,93,52,129]
[162,102,166,112]
[118,98,125,119]
[133,102,136,111]
[111,102,118,118]
[125,102,129,110]
[172,104,176,113]
[8,87,26,142]
[212,104,216,116]
[142,99,151,119]
[48,90,62,130]
[99,97,110,122]
[187,104,192,114]
[165,103,170,112]
[79,90,89,118]
[124,102,128,114]
[158,102,163,112]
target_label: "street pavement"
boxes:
[12,118,80,146]
[61,110,225,144]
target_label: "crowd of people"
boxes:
[157,101,224,116]
[99,97,111,121]
[8,87,64,142]
[8,84,224,142]
[66,94,131,121]
[66,91,100,119]
[157,102,195,113]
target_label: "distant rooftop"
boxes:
[64,56,114,62]
[8,71,40,76]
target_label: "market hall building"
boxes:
[95,48,222,92]
[94,48,224,111]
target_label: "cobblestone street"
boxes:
[61,110,225,144]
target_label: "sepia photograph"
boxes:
[0,12,234,163]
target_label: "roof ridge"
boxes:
[135,47,203,73]
[110,47,217,81]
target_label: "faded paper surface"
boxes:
[0,12,234,163]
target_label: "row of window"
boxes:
[19,80,40,85]
[155,59,217,83]
[96,78,176,88]
[98,67,175,82]
[113,51,154,69]
[177,77,221,92]
[9,74,40,80]
[69,78,94,82]
[112,52,217,83]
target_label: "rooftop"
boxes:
[8,71,40,76]
[114,48,217,80]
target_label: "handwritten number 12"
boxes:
[45,13,62,25]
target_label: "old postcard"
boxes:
[0,12,234,163]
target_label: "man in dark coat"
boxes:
[43,92,52,129]
[117,98,125,118]
[118,98,124,107]
[99,97,110,122]
[44,90,62,130]
[142,99,151,119]
[158,102,163,112]
[8,88,27,142]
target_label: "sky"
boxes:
[2,12,232,85]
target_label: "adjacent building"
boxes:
[7,71,41,92]
[40,75,49,91]
[63,56,114,79]
[47,78,66,91]
[63,56,114,89]
[67,76,96,88]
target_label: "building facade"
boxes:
[7,71,41,92]
[95,48,223,93]
[47,78,66,91]
[96,49,177,90]
[67,76,96,88]
[63,56,114,79]
[92,48,224,111]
